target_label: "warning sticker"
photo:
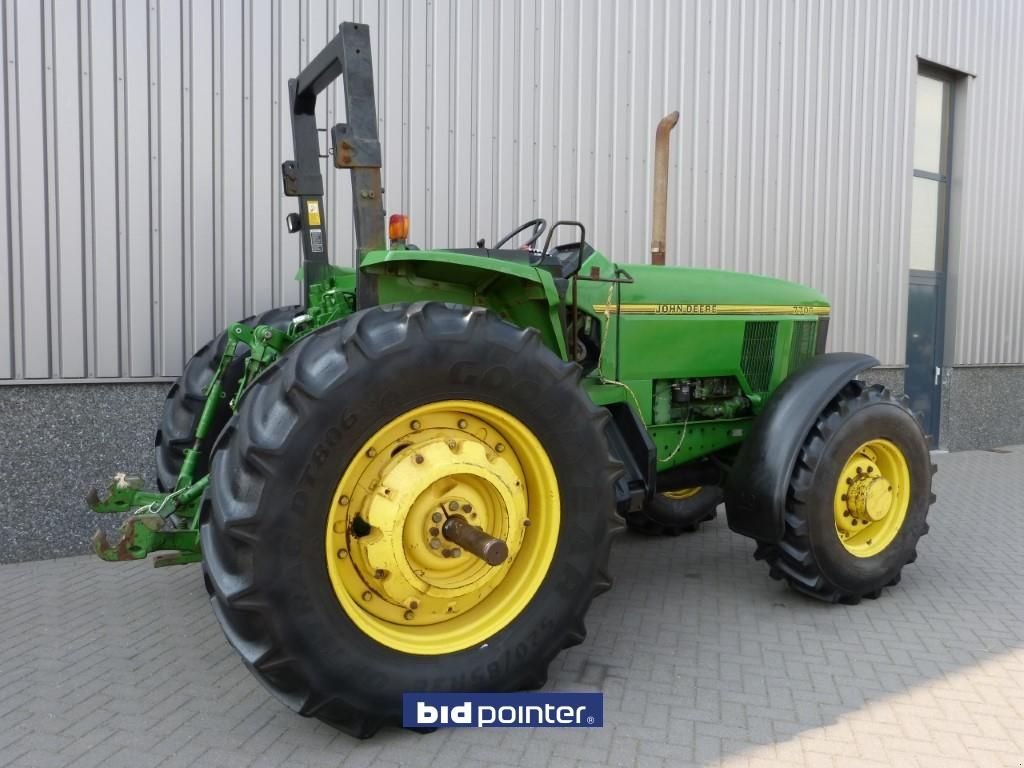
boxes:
[306,200,321,226]
[309,229,324,253]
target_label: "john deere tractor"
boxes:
[88,23,934,737]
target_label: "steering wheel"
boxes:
[493,218,547,250]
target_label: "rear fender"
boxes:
[723,352,880,542]
[361,249,568,358]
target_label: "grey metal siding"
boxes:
[1,0,1021,380]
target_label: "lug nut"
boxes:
[366,447,377,458]
[374,569,387,579]
[462,503,473,514]
[495,443,505,453]
[362,591,372,601]
[523,519,531,527]
[447,439,457,450]
[414,454,424,464]
[866,466,873,473]
[411,420,421,430]
[337,548,348,559]
[338,495,349,506]
[442,549,452,558]
[450,548,462,558]
[404,610,415,621]
[431,511,443,523]
[430,538,441,549]
[429,527,439,536]
[409,600,419,610]
[458,419,468,429]
[448,501,460,512]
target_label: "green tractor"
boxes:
[89,23,934,736]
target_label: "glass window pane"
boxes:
[910,177,947,271]
[914,74,950,175]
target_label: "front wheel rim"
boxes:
[324,400,560,655]
[833,438,911,558]
[661,486,702,501]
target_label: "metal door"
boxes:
[905,271,944,444]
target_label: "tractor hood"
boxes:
[580,252,831,317]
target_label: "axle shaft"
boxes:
[441,515,509,566]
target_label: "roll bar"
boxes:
[281,22,385,307]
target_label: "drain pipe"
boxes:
[650,111,679,266]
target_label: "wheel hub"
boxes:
[324,400,560,654]
[345,435,526,623]
[846,473,893,522]
[833,439,910,557]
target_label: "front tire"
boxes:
[754,381,935,603]
[201,303,620,736]
[625,486,721,536]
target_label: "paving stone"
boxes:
[1,448,1023,766]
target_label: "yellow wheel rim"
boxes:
[324,400,560,655]
[662,486,702,500]
[833,438,910,558]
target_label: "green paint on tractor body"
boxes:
[365,245,829,470]
[88,243,829,565]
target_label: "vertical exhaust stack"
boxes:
[650,111,680,266]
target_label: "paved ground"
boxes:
[1,447,1023,768]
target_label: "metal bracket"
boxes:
[86,474,166,515]
[92,514,201,564]
[332,123,381,168]
[281,160,324,197]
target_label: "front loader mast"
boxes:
[89,22,383,565]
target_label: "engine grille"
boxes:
[741,321,778,392]
[789,320,818,372]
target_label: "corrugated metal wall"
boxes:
[2,0,1022,380]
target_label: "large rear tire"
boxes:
[754,381,935,603]
[154,305,298,491]
[200,303,620,737]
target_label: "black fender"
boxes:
[603,402,656,516]
[723,352,880,542]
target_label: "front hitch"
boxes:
[92,514,163,561]
[86,473,166,514]
[87,474,207,566]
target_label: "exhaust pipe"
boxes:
[650,111,679,266]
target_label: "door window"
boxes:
[910,73,952,272]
